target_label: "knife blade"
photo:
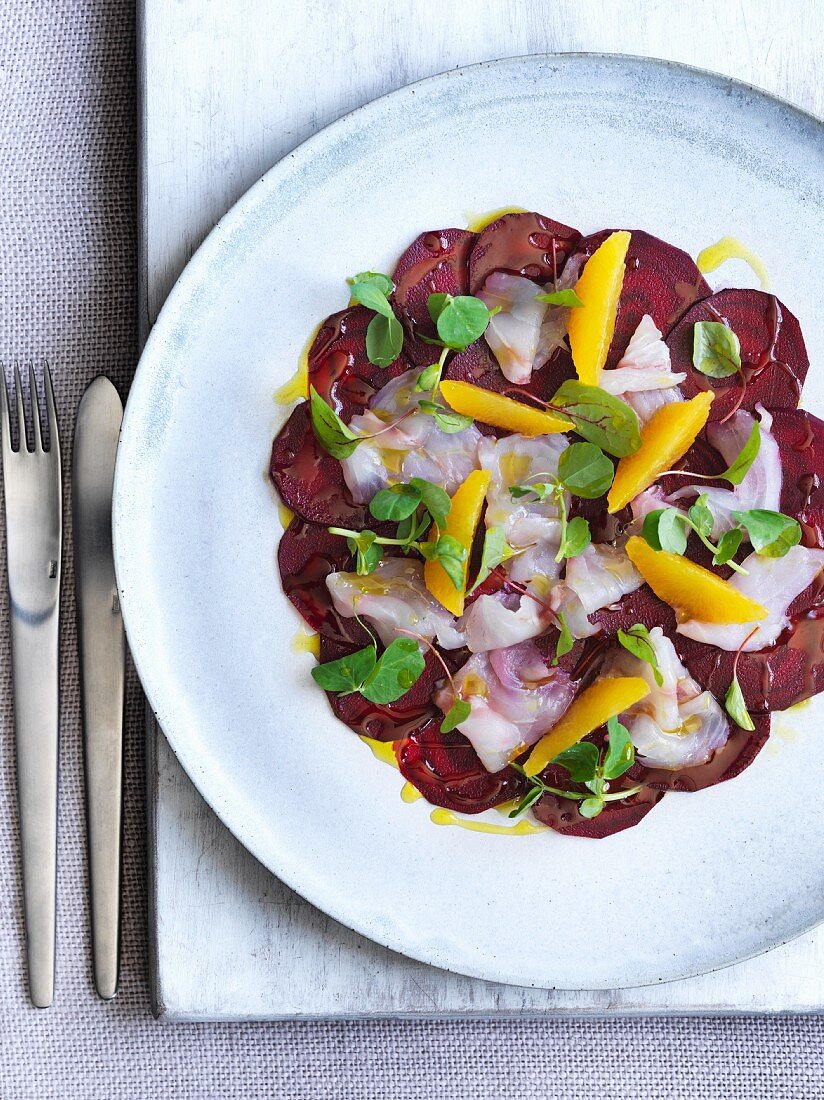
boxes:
[73,376,124,999]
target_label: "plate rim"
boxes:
[117,51,824,990]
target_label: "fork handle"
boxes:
[10,609,59,1009]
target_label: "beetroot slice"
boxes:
[396,725,523,814]
[770,409,824,548]
[307,305,411,422]
[270,402,370,528]
[392,229,476,355]
[444,338,577,407]
[669,290,808,421]
[533,788,663,838]
[629,714,771,791]
[568,229,711,369]
[468,211,581,294]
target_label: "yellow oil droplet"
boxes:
[429,807,545,836]
[465,206,528,233]
[278,503,295,528]
[360,736,399,769]
[696,237,771,291]
[291,629,320,658]
[274,323,322,405]
[787,697,812,712]
[401,781,422,803]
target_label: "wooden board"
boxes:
[140,0,824,1020]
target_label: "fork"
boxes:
[1,363,61,1008]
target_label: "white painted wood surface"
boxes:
[140,0,824,1020]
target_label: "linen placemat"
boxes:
[0,1,821,1097]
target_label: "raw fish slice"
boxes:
[307,306,410,422]
[270,403,370,527]
[567,229,711,369]
[668,290,808,421]
[631,714,771,792]
[468,211,581,294]
[445,336,577,407]
[392,228,476,356]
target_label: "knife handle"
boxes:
[73,377,124,999]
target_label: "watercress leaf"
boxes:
[433,408,474,434]
[417,398,441,413]
[365,312,404,368]
[551,742,599,783]
[509,481,555,502]
[553,611,574,665]
[361,638,425,704]
[415,363,441,392]
[309,386,360,459]
[656,508,689,555]
[436,295,492,351]
[409,478,451,529]
[347,271,394,296]
[692,320,742,378]
[440,698,471,734]
[731,509,802,557]
[617,625,663,687]
[346,530,377,555]
[550,380,641,458]
[357,541,382,575]
[508,783,545,819]
[470,527,512,593]
[602,715,636,779]
[585,776,607,797]
[427,292,451,324]
[641,508,665,551]
[559,515,591,559]
[369,483,422,522]
[535,288,585,308]
[557,441,614,499]
[688,493,714,539]
[432,534,468,590]
[713,527,743,566]
[348,280,394,318]
[724,673,755,731]
[721,421,761,485]
[579,796,605,819]
[311,644,377,694]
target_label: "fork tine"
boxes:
[0,368,12,461]
[28,363,43,452]
[14,365,28,453]
[43,363,59,460]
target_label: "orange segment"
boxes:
[625,536,768,624]
[607,392,714,513]
[567,230,631,385]
[424,469,491,615]
[439,380,569,436]
[524,677,650,776]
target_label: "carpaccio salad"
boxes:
[270,211,824,839]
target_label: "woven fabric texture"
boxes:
[0,2,822,1098]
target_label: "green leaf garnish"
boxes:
[309,386,361,459]
[579,796,605,819]
[552,611,574,666]
[369,483,424,523]
[346,531,383,576]
[643,508,688,555]
[535,288,585,308]
[415,363,441,392]
[349,280,395,317]
[688,494,714,539]
[724,673,755,731]
[360,637,426,704]
[713,527,743,566]
[433,294,494,351]
[731,509,802,558]
[418,534,467,590]
[552,742,599,783]
[509,482,555,502]
[440,698,471,734]
[470,527,513,593]
[642,501,750,573]
[617,625,663,687]
[311,644,378,695]
[601,715,636,779]
[692,321,742,378]
[365,312,404,368]
[557,441,614,499]
[558,514,591,560]
[721,421,760,485]
[347,271,394,296]
[549,380,642,458]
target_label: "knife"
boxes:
[73,376,125,999]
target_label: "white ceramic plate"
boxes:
[115,55,824,989]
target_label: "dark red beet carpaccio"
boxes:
[271,213,820,840]
[670,290,808,421]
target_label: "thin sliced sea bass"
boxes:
[340,369,482,503]
[678,545,824,651]
[606,627,729,769]
[326,558,466,650]
[599,315,686,424]
[669,407,782,538]
[550,543,643,639]
[434,643,575,773]
[461,581,554,653]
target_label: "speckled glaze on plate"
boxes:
[114,55,824,989]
